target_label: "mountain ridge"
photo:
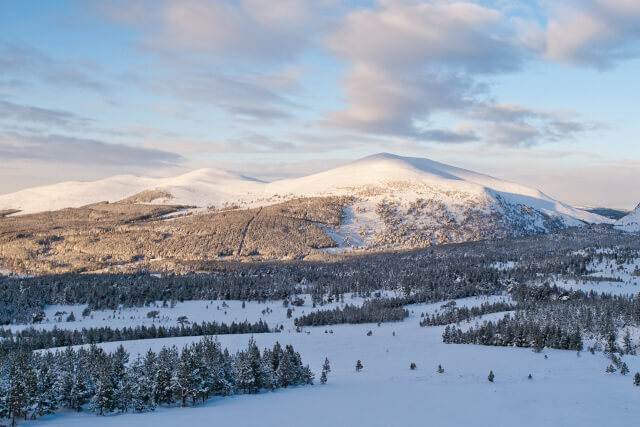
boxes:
[1,153,630,274]
[0,153,613,226]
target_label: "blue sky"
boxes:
[1,0,639,208]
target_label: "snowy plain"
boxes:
[12,290,640,427]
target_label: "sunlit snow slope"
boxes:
[0,154,611,250]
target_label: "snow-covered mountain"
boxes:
[615,203,640,232]
[0,153,612,249]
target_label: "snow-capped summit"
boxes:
[0,168,265,215]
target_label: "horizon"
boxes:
[1,1,639,209]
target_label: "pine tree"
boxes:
[112,345,131,412]
[33,354,59,417]
[172,347,198,406]
[633,372,640,386]
[235,352,255,394]
[154,347,177,406]
[355,360,363,372]
[7,351,32,425]
[276,351,293,387]
[620,362,629,376]
[302,365,314,385]
[488,370,495,382]
[130,356,155,412]
[89,354,116,416]
[437,364,444,374]
[410,363,417,370]
[320,357,331,384]
[623,330,635,355]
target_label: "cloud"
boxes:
[93,0,329,62]
[0,132,182,166]
[0,100,93,128]
[327,1,520,74]
[419,128,479,143]
[150,71,300,121]
[0,43,107,91]
[324,1,526,139]
[545,0,640,68]
[467,102,595,146]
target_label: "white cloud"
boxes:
[324,1,527,139]
[545,0,640,67]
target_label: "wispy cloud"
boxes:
[0,132,182,166]
[0,42,107,91]
[0,100,94,128]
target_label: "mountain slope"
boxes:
[0,168,265,215]
[0,153,614,268]
[615,203,640,232]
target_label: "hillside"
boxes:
[615,203,640,232]
[0,154,615,274]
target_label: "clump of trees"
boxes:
[442,314,584,351]
[0,337,313,425]
[293,299,408,327]
[419,300,516,327]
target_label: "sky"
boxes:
[0,0,639,209]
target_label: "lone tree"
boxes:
[621,362,630,376]
[528,373,532,380]
[437,364,444,374]
[147,310,160,320]
[177,316,189,328]
[488,370,495,382]
[410,363,417,370]
[355,360,363,372]
[634,372,640,386]
[320,357,331,384]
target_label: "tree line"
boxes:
[0,337,314,425]
[0,319,271,355]
[0,225,637,326]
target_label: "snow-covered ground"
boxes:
[6,292,396,332]
[15,293,640,427]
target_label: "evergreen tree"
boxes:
[111,345,131,412]
[276,352,293,387]
[302,365,314,385]
[7,351,32,425]
[620,362,629,376]
[130,355,155,412]
[33,353,58,417]
[488,370,495,382]
[154,347,177,405]
[437,364,444,374]
[633,372,640,386]
[355,360,363,372]
[320,358,331,384]
[89,352,116,416]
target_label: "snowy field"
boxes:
[13,292,640,427]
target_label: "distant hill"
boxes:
[579,207,630,220]
[0,153,616,274]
